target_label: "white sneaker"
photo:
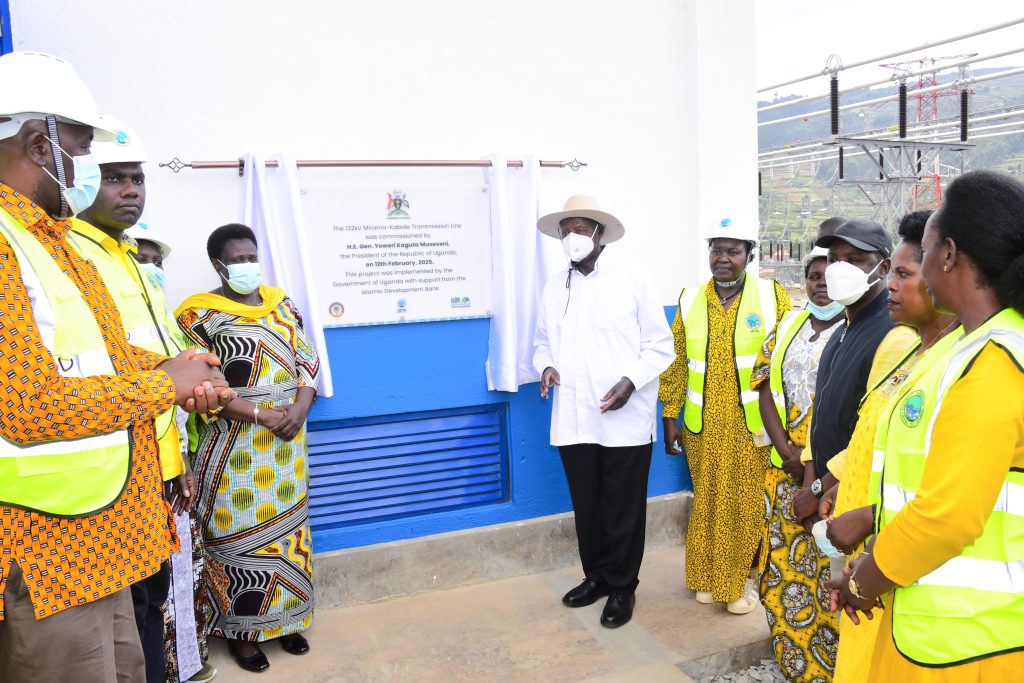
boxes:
[695,591,714,604]
[726,579,759,615]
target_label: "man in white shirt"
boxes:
[534,195,675,628]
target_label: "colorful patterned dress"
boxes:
[751,315,842,682]
[176,286,320,642]
[660,279,791,603]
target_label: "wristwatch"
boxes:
[811,478,823,497]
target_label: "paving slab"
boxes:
[207,545,768,682]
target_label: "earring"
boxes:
[943,265,951,272]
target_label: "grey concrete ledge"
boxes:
[313,491,693,609]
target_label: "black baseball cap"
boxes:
[815,219,892,258]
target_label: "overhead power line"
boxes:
[757,16,1024,93]
[759,66,1024,128]
[758,48,1024,114]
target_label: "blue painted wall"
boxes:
[308,305,691,552]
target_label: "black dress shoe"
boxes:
[600,593,636,628]
[562,579,610,607]
[279,633,310,655]
[227,640,270,672]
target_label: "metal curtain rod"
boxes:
[757,16,1024,92]
[159,157,588,176]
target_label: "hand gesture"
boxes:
[826,556,883,625]
[600,377,635,413]
[162,349,236,412]
[257,407,287,432]
[818,483,839,519]
[793,486,820,529]
[540,367,560,399]
[270,402,309,442]
[168,463,196,515]
[663,418,683,455]
[780,441,804,479]
[826,506,874,556]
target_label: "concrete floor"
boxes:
[207,545,770,683]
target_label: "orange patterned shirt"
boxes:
[0,184,176,620]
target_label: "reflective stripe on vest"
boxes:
[680,276,777,435]
[0,211,131,517]
[68,222,176,443]
[870,309,1024,666]
[766,309,810,467]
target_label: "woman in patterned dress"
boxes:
[660,235,792,613]
[750,248,845,682]
[176,224,320,674]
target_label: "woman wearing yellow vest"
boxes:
[750,245,845,680]
[660,218,791,614]
[815,210,959,682]
[830,170,1024,679]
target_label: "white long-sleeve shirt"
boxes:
[533,255,676,447]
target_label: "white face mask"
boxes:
[562,232,596,263]
[217,260,262,295]
[825,259,884,307]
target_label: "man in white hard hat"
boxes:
[659,217,791,615]
[533,195,675,628]
[0,52,233,682]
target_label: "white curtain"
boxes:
[240,153,334,397]
[484,155,561,392]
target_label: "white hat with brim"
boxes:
[537,195,624,244]
[0,53,116,141]
[802,245,829,271]
[125,223,171,259]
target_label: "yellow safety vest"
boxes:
[0,211,131,517]
[68,219,183,481]
[870,308,1024,666]
[680,275,777,438]
[766,309,810,467]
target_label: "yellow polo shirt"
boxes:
[70,220,185,481]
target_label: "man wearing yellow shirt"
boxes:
[68,118,189,683]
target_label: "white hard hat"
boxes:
[703,217,759,246]
[0,52,115,141]
[125,222,171,259]
[92,117,147,165]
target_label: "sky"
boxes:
[756,2,1024,99]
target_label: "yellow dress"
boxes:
[829,325,919,683]
[660,279,791,602]
[869,343,1024,680]
[751,316,843,682]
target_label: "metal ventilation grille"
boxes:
[306,406,508,530]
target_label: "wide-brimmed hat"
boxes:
[537,195,624,244]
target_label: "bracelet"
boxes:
[253,405,260,426]
[848,572,869,601]
[207,405,224,418]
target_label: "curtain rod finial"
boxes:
[158,157,190,173]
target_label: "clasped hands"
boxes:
[159,348,236,414]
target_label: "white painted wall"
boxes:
[12,0,757,308]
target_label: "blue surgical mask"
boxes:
[140,262,165,290]
[811,519,845,558]
[218,260,262,295]
[41,138,101,216]
[806,300,845,321]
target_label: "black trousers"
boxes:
[559,442,653,594]
[131,561,170,683]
